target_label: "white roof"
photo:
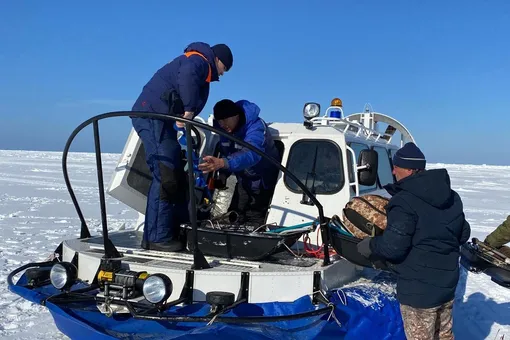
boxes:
[266,118,401,149]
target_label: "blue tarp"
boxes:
[9,273,405,340]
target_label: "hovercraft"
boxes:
[7,100,413,339]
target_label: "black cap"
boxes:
[211,44,233,71]
[213,99,243,120]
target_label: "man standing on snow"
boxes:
[131,42,233,252]
[198,99,280,226]
[357,142,471,340]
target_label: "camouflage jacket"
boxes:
[484,215,510,248]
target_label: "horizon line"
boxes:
[1,148,509,168]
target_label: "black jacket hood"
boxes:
[384,169,454,209]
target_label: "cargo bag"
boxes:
[342,194,390,239]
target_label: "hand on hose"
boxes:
[357,237,373,258]
[176,111,194,129]
[198,156,225,174]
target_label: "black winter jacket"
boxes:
[369,169,471,308]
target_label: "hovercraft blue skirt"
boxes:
[10,272,405,340]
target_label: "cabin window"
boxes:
[373,146,394,187]
[284,140,344,195]
[348,142,377,192]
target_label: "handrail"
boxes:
[61,111,332,267]
[345,145,360,197]
[309,116,393,144]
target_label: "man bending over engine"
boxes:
[356,142,471,340]
[131,42,233,252]
[198,99,280,226]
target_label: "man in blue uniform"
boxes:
[198,99,280,225]
[131,42,233,252]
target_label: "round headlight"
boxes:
[50,262,77,290]
[303,102,320,119]
[142,274,173,304]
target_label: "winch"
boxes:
[97,260,148,300]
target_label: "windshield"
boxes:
[284,140,345,195]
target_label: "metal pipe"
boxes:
[62,133,90,239]
[87,245,260,268]
[185,122,210,270]
[129,303,334,323]
[93,121,114,258]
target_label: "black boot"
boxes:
[141,239,184,252]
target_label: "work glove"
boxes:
[357,237,372,258]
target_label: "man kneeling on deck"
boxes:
[198,99,280,226]
[356,142,471,340]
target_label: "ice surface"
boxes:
[0,150,508,339]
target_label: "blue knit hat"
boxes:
[393,142,426,170]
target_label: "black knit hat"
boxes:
[213,99,243,120]
[212,44,233,71]
[393,142,426,170]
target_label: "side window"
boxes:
[389,148,397,164]
[374,146,394,187]
[284,140,345,195]
[348,142,377,192]
[388,148,397,172]
[346,147,355,183]
[346,148,356,197]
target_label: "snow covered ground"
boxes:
[0,150,508,339]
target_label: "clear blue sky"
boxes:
[1,1,509,165]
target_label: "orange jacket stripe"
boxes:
[184,51,212,83]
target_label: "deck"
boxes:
[61,230,362,303]
[77,230,330,273]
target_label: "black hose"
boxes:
[7,261,55,287]
[125,300,334,324]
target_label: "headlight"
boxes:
[50,262,77,290]
[303,102,320,120]
[142,274,173,304]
